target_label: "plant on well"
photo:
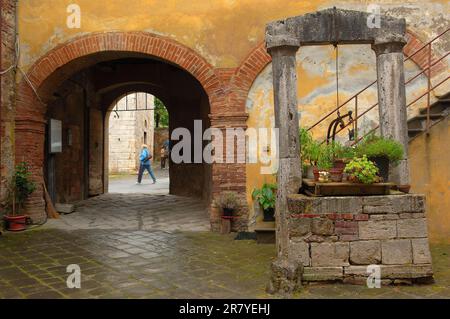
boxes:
[299,128,320,165]
[344,155,380,184]
[355,134,404,165]
[216,191,240,210]
[252,183,277,211]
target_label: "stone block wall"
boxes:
[286,194,433,284]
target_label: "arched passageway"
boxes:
[15,33,228,229]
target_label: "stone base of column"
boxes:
[266,258,303,295]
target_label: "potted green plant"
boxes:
[331,142,355,169]
[299,128,320,179]
[252,183,277,222]
[3,162,36,231]
[313,143,334,181]
[216,191,240,218]
[344,155,380,184]
[355,134,404,182]
[327,141,351,182]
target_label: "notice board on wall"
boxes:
[49,119,62,153]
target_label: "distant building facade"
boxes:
[108,93,155,174]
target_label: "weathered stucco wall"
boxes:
[245,45,429,227]
[17,1,450,71]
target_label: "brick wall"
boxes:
[1,0,16,213]
[286,194,433,284]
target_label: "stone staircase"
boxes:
[408,93,450,140]
[254,221,276,244]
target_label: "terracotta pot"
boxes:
[329,167,344,182]
[313,167,320,181]
[4,215,27,232]
[333,159,347,170]
[398,185,411,194]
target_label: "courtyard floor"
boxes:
[0,176,449,299]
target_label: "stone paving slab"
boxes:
[0,192,449,299]
[0,228,449,299]
[46,193,210,232]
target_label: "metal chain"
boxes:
[334,44,340,117]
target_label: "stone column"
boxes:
[266,32,302,258]
[372,37,409,185]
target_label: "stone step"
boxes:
[254,221,276,244]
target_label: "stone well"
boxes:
[285,194,433,285]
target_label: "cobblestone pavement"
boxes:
[0,190,449,299]
[45,193,210,232]
[108,167,170,195]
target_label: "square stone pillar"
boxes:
[372,38,409,185]
[267,42,302,261]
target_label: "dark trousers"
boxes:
[161,156,168,169]
[138,164,156,183]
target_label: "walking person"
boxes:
[137,144,156,184]
[160,146,167,169]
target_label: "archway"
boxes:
[15,32,221,225]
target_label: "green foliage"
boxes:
[356,134,404,166]
[7,162,37,215]
[154,97,169,128]
[316,144,334,170]
[299,128,318,164]
[216,191,240,210]
[344,155,379,184]
[299,129,355,169]
[252,183,277,211]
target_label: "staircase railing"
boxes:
[307,27,450,144]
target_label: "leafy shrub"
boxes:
[252,183,277,211]
[4,162,37,216]
[356,134,404,166]
[344,155,380,184]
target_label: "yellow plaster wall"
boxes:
[18,1,449,70]
[409,119,450,244]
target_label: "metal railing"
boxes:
[308,27,450,144]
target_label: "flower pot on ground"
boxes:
[355,134,404,182]
[252,183,277,222]
[344,155,380,184]
[215,191,240,218]
[3,162,36,232]
[263,207,275,222]
[3,215,27,232]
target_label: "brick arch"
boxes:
[15,31,225,222]
[228,41,271,113]
[20,31,224,108]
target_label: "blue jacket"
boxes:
[139,148,151,165]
